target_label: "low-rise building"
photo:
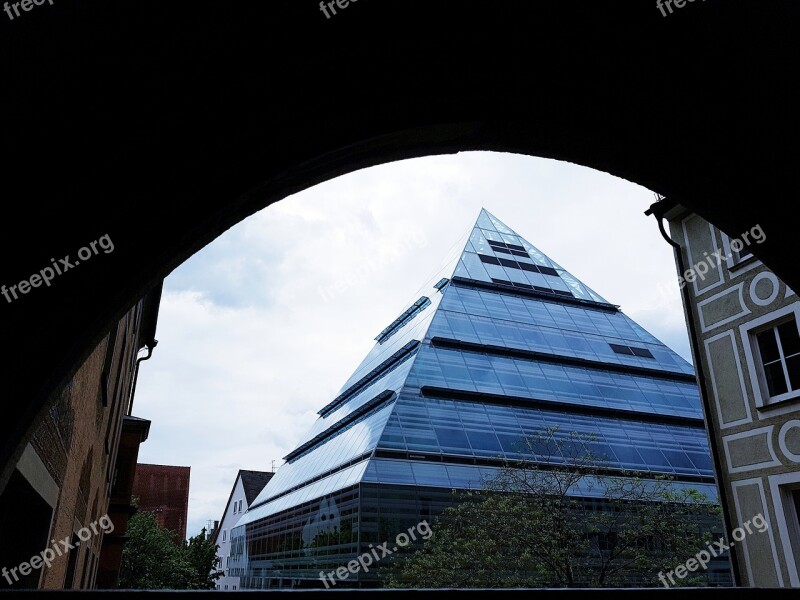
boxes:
[132,464,191,542]
[213,470,274,590]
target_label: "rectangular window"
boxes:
[609,343,634,356]
[518,262,540,273]
[63,534,80,589]
[735,245,753,262]
[223,530,227,542]
[740,304,800,409]
[722,232,758,271]
[631,347,656,359]
[497,257,518,269]
[538,266,559,276]
[609,343,654,359]
[755,316,800,400]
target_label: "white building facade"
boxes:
[213,470,273,591]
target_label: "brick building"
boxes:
[132,464,191,542]
[0,283,162,589]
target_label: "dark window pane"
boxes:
[479,254,501,265]
[466,431,502,452]
[637,448,669,468]
[687,452,713,471]
[764,361,789,397]
[610,444,645,465]
[661,450,695,469]
[778,319,800,357]
[609,343,634,356]
[509,249,530,257]
[434,428,470,449]
[497,257,519,269]
[792,490,800,531]
[539,266,559,276]
[518,262,541,273]
[487,239,507,248]
[786,354,800,392]
[631,347,655,359]
[505,243,526,252]
[497,433,524,453]
[757,329,781,363]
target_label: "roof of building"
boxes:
[211,469,274,544]
[240,470,274,505]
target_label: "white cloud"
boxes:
[134,152,691,538]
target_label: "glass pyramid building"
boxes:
[231,209,721,588]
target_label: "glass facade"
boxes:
[231,209,728,588]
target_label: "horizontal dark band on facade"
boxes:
[318,340,420,417]
[285,391,396,462]
[420,385,706,428]
[372,449,716,486]
[451,276,620,313]
[430,337,698,384]
[248,451,373,512]
[375,296,431,344]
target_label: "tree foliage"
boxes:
[119,511,222,589]
[384,428,722,588]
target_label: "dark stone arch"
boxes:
[0,0,798,492]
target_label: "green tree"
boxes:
[384,428,722,588]
[183,529,223,589]
[119,511,222,589]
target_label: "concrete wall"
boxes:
[668,209,800,587]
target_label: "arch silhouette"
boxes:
[1,0,798,492]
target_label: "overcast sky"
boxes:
[134,151,692,538]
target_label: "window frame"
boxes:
[768,471,800,586]
[721,231,760,274]
[741,302,800,410]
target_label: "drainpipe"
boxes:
[645,200,742,586]
[127,339,158,416]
